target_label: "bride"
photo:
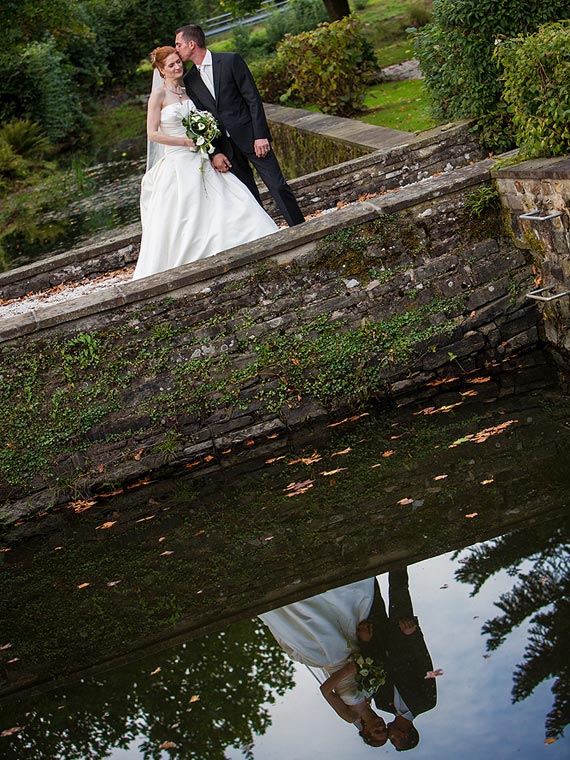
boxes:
[259,578,388,747]
[133,46,279,280]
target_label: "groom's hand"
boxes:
[212,153,232,172]
[254,138,270,158]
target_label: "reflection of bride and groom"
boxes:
[133,24,304,280]
[259,568,437,751]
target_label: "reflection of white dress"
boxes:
[259,578,375,704]
[133,100,278,280]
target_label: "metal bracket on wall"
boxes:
[526,286,570,302]
[520,210,564,222]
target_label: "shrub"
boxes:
[0,120,52,160]
[495,21,570,158]
[0,141,28,190]
[414,0,570,151]
[264,0,329,49]
[270,16,378,115]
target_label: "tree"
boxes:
[454,516,570,740]
[220,0,350,23]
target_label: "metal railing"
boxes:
[201,0,290,37]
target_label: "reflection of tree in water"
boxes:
[454,516,570,741]
[2,619,294,759]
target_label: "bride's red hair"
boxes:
[150,46,178,73]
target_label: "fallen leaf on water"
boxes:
[434,474,448,481]
[265,455,286,464]
[390,434,403,440]
[69,499,96,514]
[151,667,161,676]
[426,376,458,387]
[480,478,494,485]
[135,514,156,523]
[288,452,322,466]
[77,582,90,589]
[160,550,174,556]
[97,487,124,498]
[467,376,491,384]
[159,537,166,542]
[465,512,478,519]
[6,658,19,664]
[284,480,314,497]
[195,530,206,537]
[189,695,200,703]
[54,546,63,551]
[544,738,558,745]
[0,643,12,651]
[415,402,463,416]
[185,460,201,469]
[320,468,348,476]
[203,455,214,462]
[106,580,122,587]
[263,536,274,542]
[245,439,255,447]
[483,654,491,659]
[425,669,444,679]
[382,450,395,458]
[332,447,352,457]
[266,433,280,439]
[1,726,23,737]
[449,419,518,448]
[0,547,12,553]
[133,449,144,461]
[460,390,478,397]
[96,521,117,530]
[220,448,232,455]
[397,498,414,506]
[160,742,176,749]
[127,477,156,490]
[440,584,449,589]
[328,412,370,428]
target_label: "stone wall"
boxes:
[495,156,570,384]
[0,159,541,520]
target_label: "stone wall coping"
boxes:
[0,158,494,345]
[492,155,570,180]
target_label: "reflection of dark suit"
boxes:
[361,569,437,718]
[184,52,304,227]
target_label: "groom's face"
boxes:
[175,33,194,62]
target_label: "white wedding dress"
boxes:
[259,578,376,705]
[133,100,278,280]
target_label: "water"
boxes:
[1,372,569,758]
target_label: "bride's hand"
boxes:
[183,137,196,147]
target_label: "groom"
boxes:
[175,24,304,227]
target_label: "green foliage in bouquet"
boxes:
[354,654,387,693]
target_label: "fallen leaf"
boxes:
[185,460,201,469]
[0,548,12,553]
[382,450,395,458]
[284,479,314,497]
[189,695,200,703]
[320,468,348,476]
[97,463,105,473]
[6,658,19,664]
[69,499,96,514]
[77,582,90,589]
[0,643,12,651]
[483,654,492,659]
[135,514,156,523]
[266,433,280,439]
[424,669,444,679]
[95,521,117,530]
[106,580,122,587]
[195,530,206,537]
[434,474,448,481]
[160,742,176,749]
[331,447,352,457]
[159,536,166,542]
[133,448,144,461]
[54,546,63,551]
[265,455,286,464]
[467,376,491,384]
[544,738,558,745]
[440,584,449,589]
[263,536,274,542]
[480,478,494,485]
[397,498,414,506]
[465,512,478,519]
[1,726,23,737]
[460,390,478,397]
[220,448,232,455]
[203,455,214,462]
[151,667,161,676]
[160,550,174,556]
[245,439,255,447]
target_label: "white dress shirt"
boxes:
[197,49,215,98]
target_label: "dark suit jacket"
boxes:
[184,52,271,158]
[361,576,437,719]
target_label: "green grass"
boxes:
[359,79,436,132]
[90,102,147,152]
[374,39,416,69]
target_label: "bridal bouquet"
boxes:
[181,110,221,156]
[353,654,387,693]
